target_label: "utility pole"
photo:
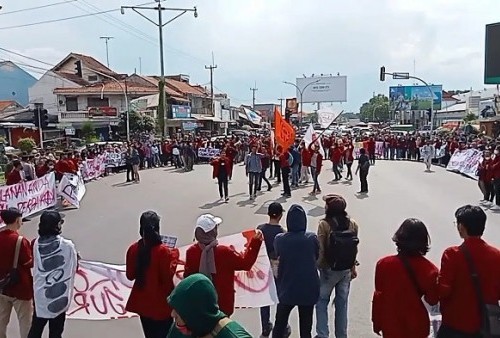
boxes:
[121,3,198,137]
[250,82,258,109]
[205,58,217,116]
[139,57,142,75]
[100,36,114,68]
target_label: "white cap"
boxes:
[196,214,222,233]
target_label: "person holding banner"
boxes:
[125,211,177,338]
[184,214,263,317]
[310,145,323,195]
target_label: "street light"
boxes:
[121,3,198,137]
[283,79,320,125]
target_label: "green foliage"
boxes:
[463,113,477,123]
[359,94,390,121]
[120,111,156,134]
[81,121,96,144]
[17,137,37,153]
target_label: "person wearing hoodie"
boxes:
[272,204,320,338]
[183,214,263,317]
[167,274,252,338]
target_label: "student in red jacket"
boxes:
[437,205,500,337]
[183,214,263,316]
[330,143,343,181]
[300,142,312,184]
[492,146,500,208]
[126,211,177,338]
[210,150,232,202]
[343,142,355,180]
[372,218,439,338]
[6,160,24,185]
[478,150,494,203]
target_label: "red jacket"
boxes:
[478,158,494,182]
[372,255,439,338]
[344,145,354,163]
[125,242,176,320]
[438,238,500,334]
[0,230,33,300]
[6,169,22,186]
[367,140,376,153]
[279,151,291,169]
[210,156,232,178]
[330,147,342,164]
[183,237,262,316]
[311,152,323,173]
[492,156,500,179]
[35,164,49,178]
[301,148,312,167]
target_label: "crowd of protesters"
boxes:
[1,197,499,338]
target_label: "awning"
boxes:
[192,114,223,123]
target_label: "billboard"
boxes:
[389,85,442,111]
[485,23,500,84]
[171,105,191,118]
[296,76,347,103]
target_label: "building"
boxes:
[0,61,37,106]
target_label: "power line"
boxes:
[0,47,54,66]
[0,0,77,16]
[0,8,119,30]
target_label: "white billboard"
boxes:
[296,76,347,103]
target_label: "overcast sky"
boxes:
[0,0,498,112]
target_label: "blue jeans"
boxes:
[315,269,351,338]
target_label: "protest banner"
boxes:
[105,152,125,168]
[317,109,341,129]
[80,155,106,181]
[198,147,221,159]
[0,173,57,221]
[67,230,277,320]
[59,173,86,208]
[446,148,481,180]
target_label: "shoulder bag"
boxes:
[201,317,232,338]
[460,244,500,337]
[0,236,23,294]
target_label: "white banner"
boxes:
[105,152,125,168]
[80,155,106,181]
[67,230,277,320]
[198,147,221,158]
[317,109,341,129]
[446,149,482,180]
[0,172,57,221]
[58,173,86,208]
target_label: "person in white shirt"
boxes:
[28,211,77,338]
[420,140,435,172]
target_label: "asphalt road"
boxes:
[7,160,500,338]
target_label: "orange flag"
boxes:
[274,107,296,150]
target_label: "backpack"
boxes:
[326,219,359,271]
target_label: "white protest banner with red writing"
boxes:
[0,172,57,220]
[80,155,106,181]
[446,148,481,180]
[67,230,277,320]
[58,173,86,208]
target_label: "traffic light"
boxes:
[40,109,49,128]
[380,66,386,82]
[32,108,40,127]
[285,109,291,122]
[75,60,82,77]
[426,108,432,119]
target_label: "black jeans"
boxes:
[218,175,229,198]
[485,181,495,202]
[27,312,66,338]
[346,162,353,180]
[437,325,482,338]
[281,167,291,196]
[273,160,281,182]
[332,162,341,180]
[139,316,173,338]
[259,168,272,191]
[360,169,368,192]
[126,163,134,181]
[272,303,314,338]
[248,172,260,196]
[311,167,320,192]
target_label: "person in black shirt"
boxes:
[356,148,370,194]
[257,202,290,337]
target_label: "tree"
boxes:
[17,137,36,153]
[81,121,96,143]
[120,111,156,134]
[463,112,477,123]
[359,94,390,122]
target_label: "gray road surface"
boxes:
[6,160,500,337]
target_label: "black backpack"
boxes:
[326,218,359,271]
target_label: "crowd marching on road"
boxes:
[1,128,500,338]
